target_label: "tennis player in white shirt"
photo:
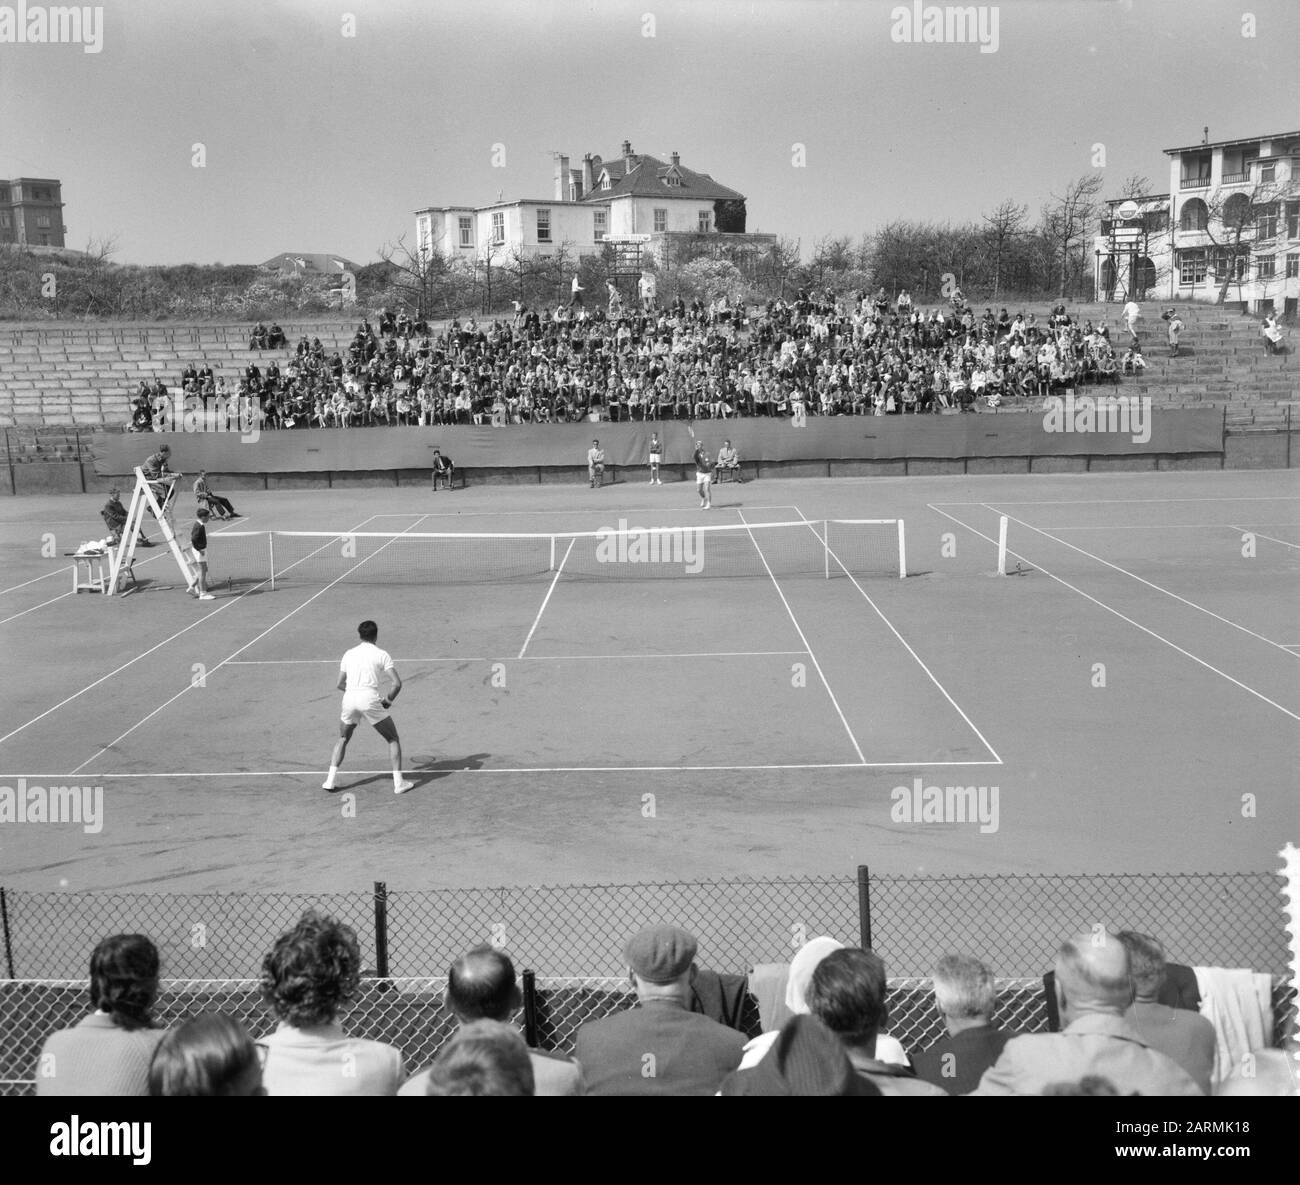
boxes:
[323,620,414,794]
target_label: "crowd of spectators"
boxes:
[33,912,1290,1098]
[127,289,1127,434]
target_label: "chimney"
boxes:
[554,154,569,201]
[582,153,594,195]
[622,139,634,170]
[569,168,583,200]
[1202,126,1209,145]
[671,151,680,167]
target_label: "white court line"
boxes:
[0,590,74,623]
[737,510,866,765]
[931,497,1300,507]
[0,514,386,754]
[226,650,809,664]
[4,760,1003,778]
[1229,526,1300,551]
[928,504,1300,723]
[1029,522,1300,531]
[794,509,1002,764]
[66,514,433,776]
[517,536,574,659]
[986,504,1299,660]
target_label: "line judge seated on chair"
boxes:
[193,470,240,520]
[715,440,741,482]
[430,448,454,491]
[101,487,155,548]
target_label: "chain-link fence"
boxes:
[3,871,1289,982]
[3,975,1293,1097]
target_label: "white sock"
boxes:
[392,771,404,787]
[324,765,338,787]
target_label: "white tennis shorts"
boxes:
[649,453,661,464]
[189,548,206,564]
[341,689,388,726]
[696,471,712,486]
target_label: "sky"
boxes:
[2,0,1298,265]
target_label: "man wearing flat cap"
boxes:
[575,925,747,1095]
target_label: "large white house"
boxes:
[415,140,773,270]
[1095,128,1299,314]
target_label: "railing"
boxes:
[1221,172,1251,184]
[1181,177,1211,190]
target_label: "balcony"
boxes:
[1180,176,1211,190]
[1222,171,1252,184]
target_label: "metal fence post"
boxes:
[521,969,539,1048]
[0,887,15,978]
[373,881,390,979]
[856,864,872,951]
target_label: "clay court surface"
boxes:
[0,468,1297,895]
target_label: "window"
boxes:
[1222,192,1251,230]
[0,212,9,228]
[535,208,550,243]
[491,211,505,244]
[698,210,712,233]
[34,188,51,200]
[1257,255,1276,280]
[1285,253,1298,279]
[458,216,473,248]
[601,175,611,191]
[36,214,50,228]
[664,172,681,187]
[1178,249,1207,285]
[39,235,49,245]
[1212,250,1246,282]
[1179,198,1208,232]
[593,209,607,240]
[1142,210,1169,233]
[653,208,666,233]
[1180,153,1211,187]
[1254,202,1278,239]
[1287,201,1299,239]
[1261,162,1275,184]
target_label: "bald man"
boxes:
[398,946,583,1096]
[971,931,1203,1095]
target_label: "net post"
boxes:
[996,515,1008,576]
[269,532,276,591]
[823,520,830,579]
[549,535,556,572]
[896,519,906,579]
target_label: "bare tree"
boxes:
[1041,173,1104,299]
[1190,176,1297,305]
[759,237,801,300]
[981,200,1028,300]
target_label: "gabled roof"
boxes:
[260,252,357,274]
[581,153,744,203]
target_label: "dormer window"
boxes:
[601,174,612,191]
[664,172,682,187]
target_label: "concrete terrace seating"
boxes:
[0,306,1293,433]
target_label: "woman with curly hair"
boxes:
[258,909,404,1095]
[37,933,165,1095]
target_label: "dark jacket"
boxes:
[911,1024,1011,1094]
[574,997,746,1096]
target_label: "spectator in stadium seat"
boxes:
[574,925,746,1095]
[911,954,1011,1094]
[37,933,165,1096]
[148,1012,265,1097]
[971,930,1203,1095]
[1117,931,1216,1095]
[805,948,948,1095]
[715,439,741,480]
[719,1014,881,1096]
[267,322,287,349]
[257,910,404,1096]
[423,1021,535,1097]
[400,946,583,1096]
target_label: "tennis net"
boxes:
[205,519,907,588]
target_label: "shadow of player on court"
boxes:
[323,753,490,794]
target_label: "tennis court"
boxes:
[0,469,1296,898]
